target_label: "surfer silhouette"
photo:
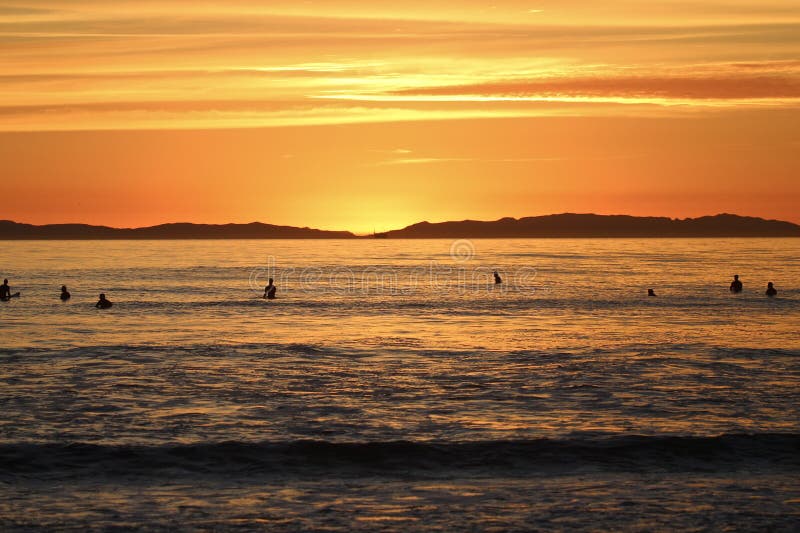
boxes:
[766,282,777,297]
[264,278,277,300]
[60,285,71,301]
[0,279,18,301]
[95,293,113,309]
[493,271,502,285]
[648,289,656,297]
[730,275,743,293]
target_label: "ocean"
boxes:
[1,238,798,531]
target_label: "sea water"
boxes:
[1,239,798,530]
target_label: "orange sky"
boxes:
[2,1,799,232]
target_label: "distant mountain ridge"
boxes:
[1,213,798,239]
[0,221,355,239]
[377,213,800,238]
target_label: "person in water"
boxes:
[60,285,71,301]
[493,271,502,285]
[0,279,10,300]
[766,282,777,297]
[264,278,277,300]
[95,293,113,309]
[648,288,656,297]
[730,274,743,293]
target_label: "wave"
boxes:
[3,341,799,362]
[2,433,797,478]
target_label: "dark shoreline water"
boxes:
[2,341,798,530]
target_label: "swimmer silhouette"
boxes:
[263,278,277,300]
[648,289,656,297]
[730,275,743,293]
[766,282,777,297]
[0,278,19,301]
[95,293,113,309]
[60,285,71,301]
[493,271,502,285]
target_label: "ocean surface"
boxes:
[1,238,799,531]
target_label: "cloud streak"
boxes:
[391,73,800,100]
[373,156,567,166]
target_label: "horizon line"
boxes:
[3,212,800,237]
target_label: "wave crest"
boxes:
[2,433,797,478]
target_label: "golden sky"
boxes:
[2,1,799,232]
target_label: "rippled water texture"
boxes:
[1,239,799,530]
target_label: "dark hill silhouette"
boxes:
[377,213,800,238]
[0,221,355,239]
[2,213,798,239]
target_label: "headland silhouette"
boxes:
[2,213,799,240]
[376,214,800,238]
[0,221,355,240]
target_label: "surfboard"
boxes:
[1,292,20,301]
